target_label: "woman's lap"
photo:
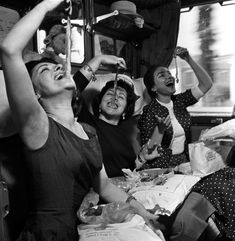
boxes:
[192,167,235,240]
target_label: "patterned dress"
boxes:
[138,89,197,169]
[192,167,235,240]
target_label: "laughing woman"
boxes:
[137,47,213,170]
[74,67,138,178]
[0,0,160,240]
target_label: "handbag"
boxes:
[188,141,227,176]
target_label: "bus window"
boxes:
[93,33,131,71]
[169,2,235,116]
[36,0,85,64]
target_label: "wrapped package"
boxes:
[200,119,235,141]
[77,189,134,226]
[78,215,164,241]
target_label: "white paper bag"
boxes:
[200,119,235,141]
[188,141,226,176]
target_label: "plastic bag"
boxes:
[78,202,135,225]
[200,119,235,141]
[188,141,226,176]
[77,189,135,225]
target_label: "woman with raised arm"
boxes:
[137,47,213,170]
[73,64,138,177]
[0,0,160,240]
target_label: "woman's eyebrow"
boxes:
[156,71,165,77]
[117,90,127,97]
[35,63,50,73]
[156,70,171,77]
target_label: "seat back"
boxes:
[0,135,29,241]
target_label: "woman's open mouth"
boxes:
[165,82,174,88]
[107,102,118,109]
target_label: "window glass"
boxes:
[37,25,85,64]
[37,1,85,64]
[169,3,235,116]
[94,34,115,56]
[94,33,129,71]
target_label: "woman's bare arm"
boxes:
[0,0,64,149]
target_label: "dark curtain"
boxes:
[139,0,181,75]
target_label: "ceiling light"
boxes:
[180,7,193,13]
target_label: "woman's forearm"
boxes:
[79,55,126,81]
[79,56,101,81]
[93,166,128,203]
[187,55,213,94]
[96,175,151,218]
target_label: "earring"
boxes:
[36,92,41,100]
[99,106,101,113]
[122,113,125,120]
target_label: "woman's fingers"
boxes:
[175,46,189,60]
[155,115,171,129]
[144,213,166,236]
[155,230,166,241]
[163,115,171,128]
[101,56,126,69]
[117,57,126,69]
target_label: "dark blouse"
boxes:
[74,71,137,178]
[18,117,102,240]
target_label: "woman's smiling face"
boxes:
[31,62,76,97]
[99,86,127,119]
[152,66,176,96]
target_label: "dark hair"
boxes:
[25,58,58,77]
[144,64,166,98]
[25,50,65,77]
[93,79,137,120]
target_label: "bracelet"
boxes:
[126,195,137,203]
[137,154,146,164]
[83,63,97,82]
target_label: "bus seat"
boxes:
[0,134,29,241]
[0,71,29,240]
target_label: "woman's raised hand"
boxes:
[98,55,127,69]
[155,115,171,134]
[140,140,161,160]
[175,46,190,62]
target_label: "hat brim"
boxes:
[117,9,143,18]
